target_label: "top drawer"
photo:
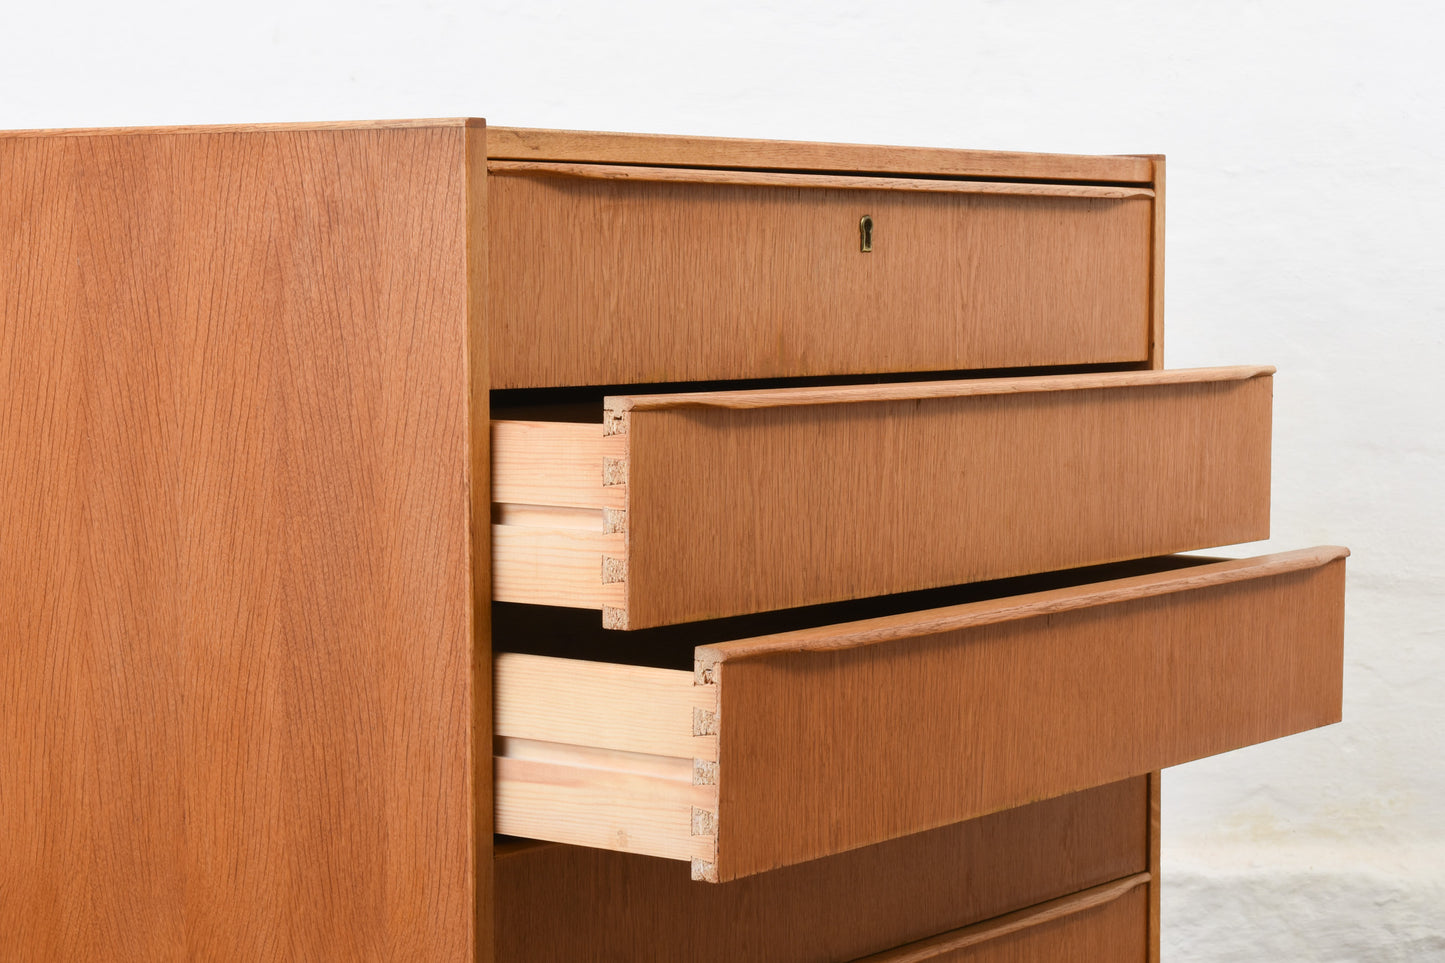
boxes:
[487,163,1156,388]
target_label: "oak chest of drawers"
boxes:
[0,118,1345,961]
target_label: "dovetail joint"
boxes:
[690,858,718,883]
[602,508,627,534]
[602,456,628,487]
[693,707,719,736]
[603,409,630,437]
[602,555,627,584]
[693,759,718,785]
[691,807,718,837]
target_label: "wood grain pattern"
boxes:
[494,753,718,864]
[855,867,1150,960]
[855,883,1149,963]
[610,364,1273,409]
[494,778,1150,963]
[613,369,1274,628]
[1148,155,1166,369]
[489,161,1157,198]
[465,121,494,963]
[495,653,713,760]
[708,550,1345,879]
[1147,771,1162,963]
[488,171,1152,388]
[2,117,483,138]
[0,124,481,960]
[487,126,1155,183]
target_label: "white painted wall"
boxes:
[5,1,1441,957]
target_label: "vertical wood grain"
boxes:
[0,124,477,961]
[1148,156,1166,369]
[1147,771,1162,963]
[466,120,494,963]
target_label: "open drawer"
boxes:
[494,547,1346,882]
[492,366,1274,629]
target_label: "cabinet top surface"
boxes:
[0,118,1157,183]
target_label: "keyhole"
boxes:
[859,215,874,253]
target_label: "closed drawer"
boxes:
[851,875,1150,962]
[495,778,1148,963]
[492,366,1273,629]
[494,547,1346,881]
[487,163,1154,388]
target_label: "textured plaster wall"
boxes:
[5,1,1442,958]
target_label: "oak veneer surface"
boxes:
[0,125,482,961]
[857,883,1149,963]
[609,369,1272,628]
[487,170,1152,388]
[494,778,1148,963]
[705,549,1345,878]
[486,126,1154,183]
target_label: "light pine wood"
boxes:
[494,754,718,866]
[494,778,1150,962]
[495,653,716,761]
[491,367,1275,628]
[487,126,1155,183]
[494,653,720,876]
[855,882,1149,963]
[491,549,1345,879]
[489,160,1157,198]
[0,124,483,959]
[491,525,626,609]
[491,419,625,510]
[488,169,1153,388]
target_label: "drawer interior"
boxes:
[494,547,1346,881]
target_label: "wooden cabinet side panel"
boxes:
[0,127,476,961]
[625,377,1272,628]
[494,777,1147,963]
[488,175,1151,388]
[714,559,1344,879]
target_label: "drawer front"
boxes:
[488,165,1154,388]
[494,547,1346,881]
[494,778,1149,963]
[853,877,1149,963]
[492,367,1273,629]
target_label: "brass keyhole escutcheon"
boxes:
[859,215,874,253]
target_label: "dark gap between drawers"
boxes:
[492,555,1219,670]
[489,362,1145,422]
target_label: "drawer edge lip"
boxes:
[697,546,1350,665]
[848,872,1152,963]
[487,161,1156,199]
[605,364,1275,412]
[486,126,1157,185]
